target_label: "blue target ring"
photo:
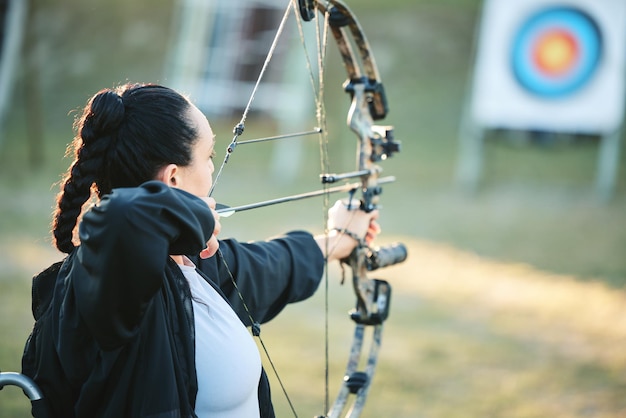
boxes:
[511,7,602,98]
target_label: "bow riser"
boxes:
[347,83,383,213]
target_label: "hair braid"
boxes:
[52,90,124,253]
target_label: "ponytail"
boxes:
[52,90,126,253]
[51,83,196,253]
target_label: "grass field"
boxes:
[1,0,626,416]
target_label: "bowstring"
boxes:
[207,1,333,417]
[208,2,304,416]
[314,5,332,415]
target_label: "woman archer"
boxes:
[21,82,379,418]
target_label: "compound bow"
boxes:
[300,2,406,417]
[210,1,407,417]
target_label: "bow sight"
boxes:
[371,125,399,162]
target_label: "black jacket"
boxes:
[22,181,324,417]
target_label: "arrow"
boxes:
[215,176,395,217]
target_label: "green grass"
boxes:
[256,246,626,417]
[2,0,626,416]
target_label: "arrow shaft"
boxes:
[217,176,395,216]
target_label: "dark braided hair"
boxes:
[52,83,198,254]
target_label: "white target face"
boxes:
[470,0,626,134]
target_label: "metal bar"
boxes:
[0,372,44,401]
[237,127,322,145]
[321,169,373,184]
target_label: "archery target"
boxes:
[469,0,626,134]
[511,7,602,98]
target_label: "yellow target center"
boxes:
[533,30,579,75]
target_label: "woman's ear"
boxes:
[155,164,179,187]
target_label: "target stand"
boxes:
[458,0,626,199]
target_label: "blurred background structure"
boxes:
[0,0,26,149]
[166,0,300,117]
[1,0,625,417]
[166,0,315,182]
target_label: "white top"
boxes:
[178,258,261,418]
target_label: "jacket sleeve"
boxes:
[71,181,215,350]
[194,231,325,325]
